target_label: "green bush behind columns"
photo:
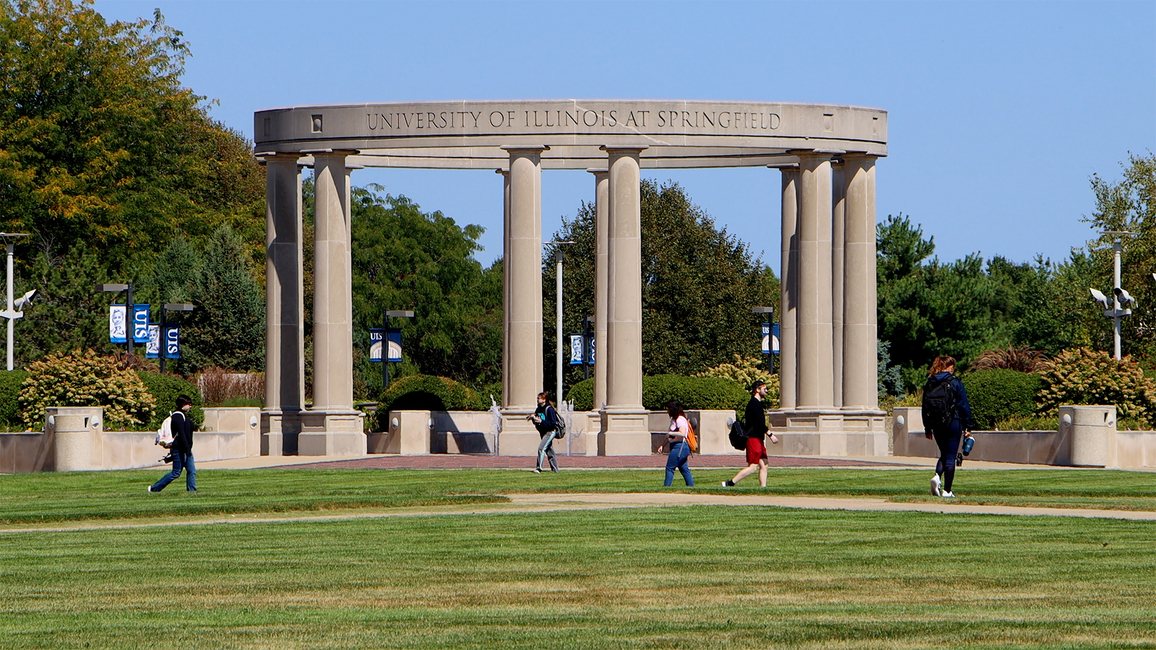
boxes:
[960,369,1042,430]
[566,375,747,413]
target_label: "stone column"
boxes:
[842,153,879,410]
[498,169,511,408]
[794,152,835,410]
[831,161,846,409]
[499,147,548,455]
[300,151,364,456]
[778,167,799,412]
[602,147,650,455]
[590,169,609,414]
[262,154,305,456]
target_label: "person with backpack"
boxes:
[722,380,779,488]
[659,400,695,487]
[529,391,560,473]
[921,356,976,498]
[148,394,197,493]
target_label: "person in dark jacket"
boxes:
[924,356,975,498]
[722,380,779,487]
[529,391,559,473]
[148,394,197,493]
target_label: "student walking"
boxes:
[723,380,778,488]
[660,400,694,486]
[922,356,976,498]
[148,395,197,493]
[530,391,559,473]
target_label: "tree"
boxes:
[349,185,502,396]
[545,179,778,393]
[180,225,265,372]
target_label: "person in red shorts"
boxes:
[722,380,779,487]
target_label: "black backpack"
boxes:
[728,420,748,450]
[921,375,957,431]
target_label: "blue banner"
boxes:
[369,328,402,362]
[109,305,127,343]
[164,324,180,359]
[133,304,150,343]
[569,334,594,365]
[146,325,160,359]
[761,323,780,355]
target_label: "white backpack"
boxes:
[155,412,176,446]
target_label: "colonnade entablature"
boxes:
[253,100,888,457]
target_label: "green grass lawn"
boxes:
[1,467,1155,525]
[1,468,1154,648]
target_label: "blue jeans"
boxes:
[664,440,694,486]
[537,431,558,471]
[152,449,196,492]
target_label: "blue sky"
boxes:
[94,0,1156,271]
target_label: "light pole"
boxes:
[0,233,31,371]
[159,303,194,373]
[1089,232,1134,360]
[753,306,774,373]
[549,241,574,402]
[96,282,134,356]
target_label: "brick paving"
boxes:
[279,454,894,470]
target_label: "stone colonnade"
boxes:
[774,153,881,433]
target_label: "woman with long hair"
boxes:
[529,391,559,473]
[661,400,694,486]
[923,355,976,498]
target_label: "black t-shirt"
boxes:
[743,396,766,442]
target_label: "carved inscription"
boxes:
[365,106,781,133]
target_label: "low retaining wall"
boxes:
[0,407,261,473]
[892,406,1156,468]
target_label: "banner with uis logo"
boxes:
[164,324,180,359]
[369,328,402,362]
[133,304,150,343]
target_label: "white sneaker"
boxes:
[941,491,955,498]
[930,474,941,496]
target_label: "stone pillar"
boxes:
[262,154,304,456]
[831,161,846,409]
[300,151,364,456]
[794,152,835,409]
[602,147,650,455]
[842,154,879,410]
[499,147,547,455]
[590,169,609,414]
[778,167,799,411]
[498,169,511,408]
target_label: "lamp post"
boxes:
[548,241,574,402]
[0,233,31,371]
[1089,232,1134,360]
[753,306,774,373]
[160,303,194,373]
[382,310,414,389]
[96,282,134,356]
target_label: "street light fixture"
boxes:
[0,232,31,371]
[1089,231,1134,360]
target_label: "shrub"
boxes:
[693,355,779,408]
[19,350,155,430]
[566,378,595,411]
[971,345,1051,373]
[960,369,1042,430]
[0,370,30,428]
[137,371,204,430]
[565,375,748,413]
[1036,348,1156,425]
[198,366,264,405]
[374,375,484,430]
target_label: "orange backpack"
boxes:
[685,417,698,453]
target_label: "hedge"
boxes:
[0,370,29,427]
[566,375,748,413]
[375,375,485,430]
[137,371,205,430]
[1036,348,1156,424]
[959,369,1042,430]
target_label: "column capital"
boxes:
[257,152,305,165]
[586,168,609,177]
[301,148,359,156]
[789,148,845,158]
[500,145,550,154]
[600,145,649,155]
[495,168,509,177]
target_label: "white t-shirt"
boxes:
[668,415,689,440]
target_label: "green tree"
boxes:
[349,185,502,396]
[545,179,778,394]
[181,225,265,372]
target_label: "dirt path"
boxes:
[3,492,1155,535]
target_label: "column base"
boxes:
[499,409,540,456]
[261,409,303,456]
[768,408,888,456]
[601,407,651,456]
[295,409,366,457]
